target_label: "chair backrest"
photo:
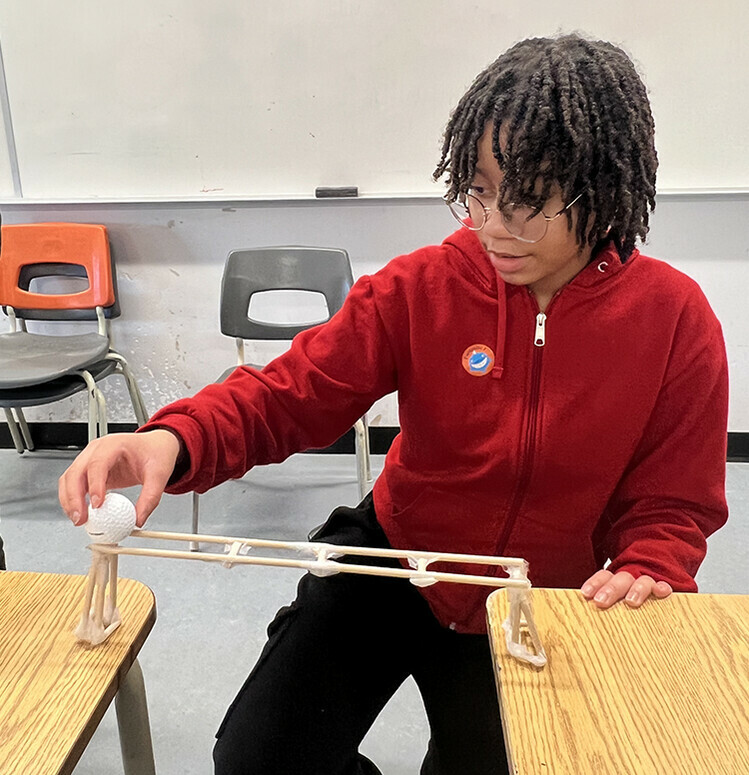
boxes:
[0,223,120,321]
[220,246,354,340]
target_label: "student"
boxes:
[59,33,728,775]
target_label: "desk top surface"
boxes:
[0,570,156,775]
[487,588,749,775]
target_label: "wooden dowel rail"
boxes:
[131,528,527,569]
[92,544,532,589]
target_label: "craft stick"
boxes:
[93,555,108,628]
[80,558,99,618]
[131,529,527,568]
[91,544,531,589]
[106,554,119,625]
[520,598,545,657]
[510,595,521,644]
[110,554,119,608]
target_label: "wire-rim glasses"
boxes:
[446,189,583,244]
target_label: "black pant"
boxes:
[213,495,508,775]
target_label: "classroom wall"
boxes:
[1,1,747,199]
[2,192,747,431]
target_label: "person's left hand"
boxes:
[581,569,672,609]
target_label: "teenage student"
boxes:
[59,33,728,775]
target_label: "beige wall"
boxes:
[2,193,747,430]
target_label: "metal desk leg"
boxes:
[115,658,156,775]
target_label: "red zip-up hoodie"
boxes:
[142,228,728,633]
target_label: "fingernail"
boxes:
[72,511,81,525]
[581,584,594,597]
[626,592,641,605]
[91,495,101,508]
[594,591,609,604]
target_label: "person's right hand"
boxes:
[58,429,182,528]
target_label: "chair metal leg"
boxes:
[4,408,26,453]
[190,492,200,551]
[114,659,156,775]
[77,371,99,443]
[87,391,97,443]
[14,408,35,450]
[360,413,372,482]
[108,353,149,425]
[353,416,373,502]
[94,386,108,438]
[78,370,107,441]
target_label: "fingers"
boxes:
[588,571,635,609]
[580,570,674,610]
[58,436,123,525]
[134,470,167,527]
[651,580,673,599]
[623,575,658,608]
[86,457,117,511]
[623,576,672,607]
[58,430,180,527]
[58,462,90,526]
[580,569,614,600]
[133,429,182,526]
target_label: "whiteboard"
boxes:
[0,0,747,200]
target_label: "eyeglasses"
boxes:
[446,189,583,244]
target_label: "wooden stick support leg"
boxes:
[76,550,121,646]
[93,555,108,629]
[75,558,100,641]
[104,554,121,629]
[503,587,547,668]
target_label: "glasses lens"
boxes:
[501,205,546,243]
[447,195,483,231]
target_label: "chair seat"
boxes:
[0,331,110,388]
[0,360,118,408]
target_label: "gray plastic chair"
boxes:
[191,246,372,545]
[0,222,148,452]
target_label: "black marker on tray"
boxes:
[314,186,359,198]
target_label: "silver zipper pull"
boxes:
[534,313,547,347]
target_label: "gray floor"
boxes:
[1,450,748,775]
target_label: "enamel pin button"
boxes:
[462,344,495,376]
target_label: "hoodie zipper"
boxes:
[534,312,547,346]
[492,298,554,561]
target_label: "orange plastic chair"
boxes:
[0,222,115,312]
[0,222,148,452]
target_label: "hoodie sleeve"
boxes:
[136,275,397,494]
[595,289,729,591]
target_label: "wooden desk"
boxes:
[487,588,749,775]
[0,571,157,775]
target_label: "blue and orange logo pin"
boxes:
[462,344,495,376]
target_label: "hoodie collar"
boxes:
[443,228,638,293]
[440,229,639,381]
[443,228,506,379]
[569,241,638,289]
[443,227,499,292]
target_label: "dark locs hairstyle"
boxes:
[434,34,658,259]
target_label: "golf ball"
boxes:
[86,492,136,544]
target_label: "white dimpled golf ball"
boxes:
[86,493,137,544]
